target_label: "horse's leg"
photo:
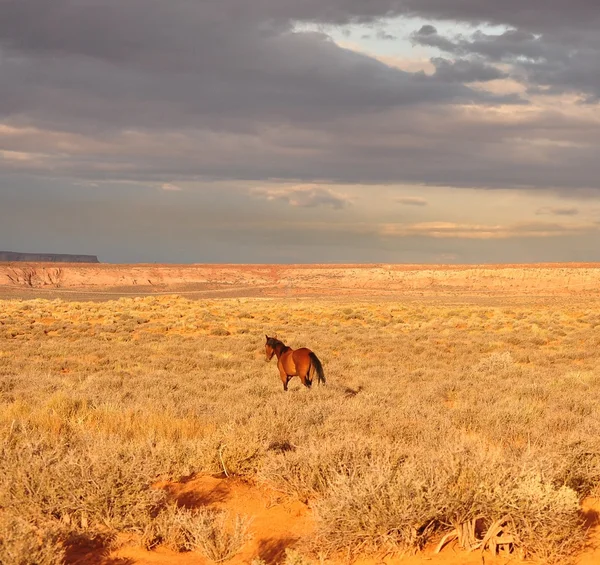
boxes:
[299,361,311,389]
[279,365,290,391]
[300,358,312,388]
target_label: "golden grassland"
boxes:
[1,295,600,563]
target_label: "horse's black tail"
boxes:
[308,352,326,386]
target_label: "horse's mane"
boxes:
[267,337,289,352]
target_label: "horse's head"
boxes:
[265,334,278,362]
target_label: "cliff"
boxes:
[1,262,600,297]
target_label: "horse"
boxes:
[264,335,326,391]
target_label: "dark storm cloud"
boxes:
[4,1,596,35]
[2,103,600,190]
[5,1,596,65]
[411,24,600,101]
[0,1,520,135]
[0,41,509,135]
[431,58,507,83]
[411,26,549,61]
[396,1,600,32]
[0,0,598,193]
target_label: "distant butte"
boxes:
[0,251,99,263]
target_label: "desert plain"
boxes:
[1,262,600,565]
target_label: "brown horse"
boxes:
[265,335,326,391]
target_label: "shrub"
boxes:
[0,512,64,565]
[144,504,250,561]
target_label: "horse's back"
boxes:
[293,347,312,360]
[290,347,311,369]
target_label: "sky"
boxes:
[1,1,600,264]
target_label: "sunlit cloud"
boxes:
[380,221,598,239]
[161,182,183,192]
[251,184,351,209]
[0,150,36,162]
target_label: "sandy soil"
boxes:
[65,474,600,565]
[1,262,600,299]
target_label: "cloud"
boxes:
[161,182,183,192]
[411,24,600,102]
[376,30,396,41]
[411,26,548,61]
[380,220,597,239]
[1,0,597,194]
[394,2,600,32]
[395,196,428,206]
[1,150,36,162]
[0,1,599,251]
[1,1,522,140]
[1,1,600,263]
[536,206,579,216]
[431,57,508,83]
[1,99,599,192]
[252,184,351,209]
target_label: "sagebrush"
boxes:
[1,295,599,562]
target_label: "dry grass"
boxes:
[0,512,64,565]
[188,510,250,562]
[1,295,600,562]
[143,503,250,559]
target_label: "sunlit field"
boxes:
[2,295,600,563]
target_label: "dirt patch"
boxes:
[578,498,600,565]
[76,477,600,565]
[108,476,313,565]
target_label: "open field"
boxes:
[2,262,600,300]
[1,264,600,564]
